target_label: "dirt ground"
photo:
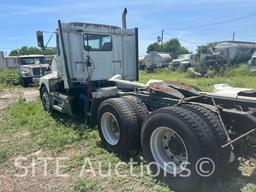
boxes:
[0,87,76,192]
[0,150,76,192]
[0,87,39,109]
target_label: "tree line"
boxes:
[147,38,189,58]
[147,38,217,58]
[9,46,56,56]
[10,41,216,59]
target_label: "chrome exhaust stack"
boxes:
[122,8,127,30]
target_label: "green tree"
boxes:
[147,42,162,53]
[147,38,189,58]
[9,50,19,56]
[43,47,56,55]
[178,46,189,55]
[196,42,219,55]
[163,38,189,58]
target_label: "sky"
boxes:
[0,0,256,55]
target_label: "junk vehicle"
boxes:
[19,55,49,87]
[138,55,146,70]
[143,52,171,72]
[215,41,256,64]
[201,41,256,67]
[194,41,256,76]
[169,53,195,71]
[248,51,256,72]
[38,9,256,191]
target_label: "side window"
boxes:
[84,34,112,51]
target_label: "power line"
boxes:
[164,12,256,31]
[163,31,236,45]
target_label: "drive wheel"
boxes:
[40,86,53,112]
[141,106,220,191]
[97,98,140,156]
[180,103,232,170]
[122,95,149,126]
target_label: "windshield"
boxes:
[20,57,45,65]
[177,54,191,60]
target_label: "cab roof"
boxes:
[68,22,120,30]
[19,55,44,58]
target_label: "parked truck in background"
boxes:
[38,9,256,191]
[169,53,195,71]
[143,52,171,72]
[19,55,50,86]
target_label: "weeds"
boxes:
[139,64,256,91]
[0,65,255,191]
[1,100,84,154]
[0,68,20,90]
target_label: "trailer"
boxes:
[143,52,172,72]
[215,41,256,64]
[38,9,256,191]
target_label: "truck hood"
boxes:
[172,59,188,63]
[21,64,49,68]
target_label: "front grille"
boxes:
[32,67,48,77]
[172,61,180,65]
[33,68,41,76]
[41,67,47,75]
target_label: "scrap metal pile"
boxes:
[191,41,256,76]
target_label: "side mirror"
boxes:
[36,31,45,49]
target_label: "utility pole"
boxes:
[232,32,235,42]
[161,29,164,47]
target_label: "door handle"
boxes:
[112,60,121,63]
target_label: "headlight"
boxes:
[21,70,31,77]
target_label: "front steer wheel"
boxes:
[97,98,140,156]
[141,106,221,191]
[40,86,53,112]
[20,77,30,87]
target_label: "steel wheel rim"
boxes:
[150,127,188,174]
[42,91,50,110]
[101,112,120,145]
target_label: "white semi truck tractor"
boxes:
[38,9,256,191]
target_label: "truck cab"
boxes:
[39,9,138,117]
[19,55,49,86]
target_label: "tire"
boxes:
[141,106,220,191]
[20,77,29,87]
[122,95,149,127]
[97,98,140,156]
[184,64,192,72]
[179,103,232,169]
[40,86,53,112]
